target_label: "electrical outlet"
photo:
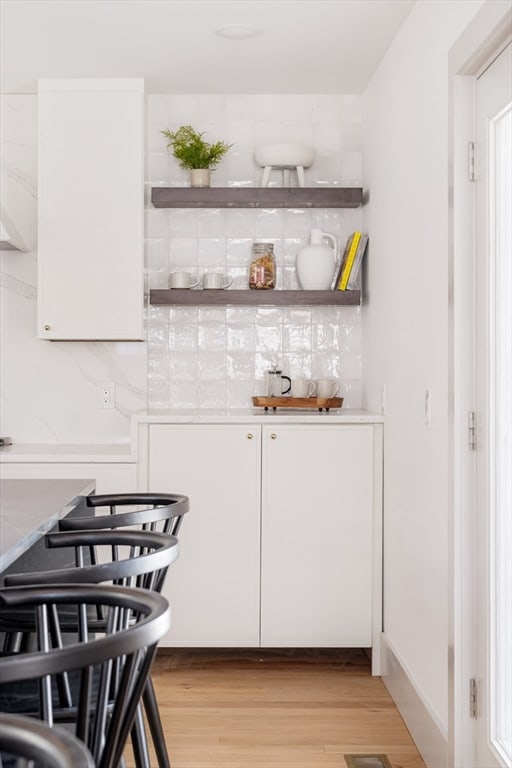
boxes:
[97,382,115,409]
[380,385,386,415]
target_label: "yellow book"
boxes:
[346,234,369,290]
[337,232,361,290]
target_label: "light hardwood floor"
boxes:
[142,648,427,768]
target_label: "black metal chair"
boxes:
[2,529,179,768]
[59,493,189,538]
[3,529,179,595]
[0,583,170,768]
[0,712,95,768]
[57,492,189,768]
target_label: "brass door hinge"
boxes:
[468,142,477,181]
[468,411,476,451]
[470,677,478,719]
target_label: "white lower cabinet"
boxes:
[148,422,381,652]
[260,424,374,647]
[148,425,261,646]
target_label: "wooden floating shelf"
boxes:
[151,186,363,209]
[149,289,361,307]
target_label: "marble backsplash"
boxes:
[0,94,146,444]
[0,92,363,443]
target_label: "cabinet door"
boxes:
[148,425,261,646]
[38,79,144,340]
[261,425,374,647]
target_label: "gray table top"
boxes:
[0,478,95,572]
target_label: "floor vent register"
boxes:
[344,756,393,768]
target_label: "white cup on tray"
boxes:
[291,379,316,398]
[315,379,339,398]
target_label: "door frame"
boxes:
[448,3,512,767]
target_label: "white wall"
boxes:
[362,0,485,743]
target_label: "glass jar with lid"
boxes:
[249,242,275,289]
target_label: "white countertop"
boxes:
[0,478,95,572]
[0,443,135,463]
[135,408,384,425]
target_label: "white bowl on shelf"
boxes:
[254,144,315,170]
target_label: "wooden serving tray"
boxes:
[252,396,343,411]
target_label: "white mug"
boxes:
[203,273,233,290]
[316,379,340,398]
[169,272,200,289]
[291,378,316,398]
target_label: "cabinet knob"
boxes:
[247,433,253,439]
[44,324,51,331]
[270,433,277,440]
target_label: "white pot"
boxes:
[254,144,315,169]
[296,229,338,290]
[190,169,210,188]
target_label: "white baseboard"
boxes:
[380,633,447,768]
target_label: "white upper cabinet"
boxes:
[37,79,144,340]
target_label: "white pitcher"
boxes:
[296,229,338,290]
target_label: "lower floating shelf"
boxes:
[149,289,360,306]
[252,396,344,412]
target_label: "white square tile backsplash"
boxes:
[146,94,363,410]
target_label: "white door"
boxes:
[475,41,512,768]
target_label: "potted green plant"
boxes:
[161,125,232,187]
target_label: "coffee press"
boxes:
[266,365,291,397]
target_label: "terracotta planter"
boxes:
[190,169,211,188]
